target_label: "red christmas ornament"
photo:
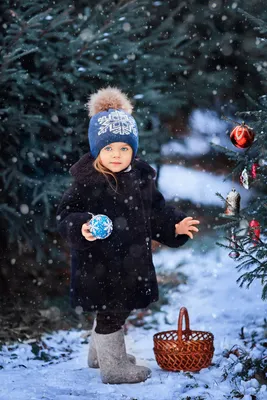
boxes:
[251,163,259,179]
[230,123,255,149]
[249,219,260,246]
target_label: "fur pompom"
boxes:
[87,86,133,117]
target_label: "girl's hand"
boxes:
[175,217,200,239]
[81,222,97,241]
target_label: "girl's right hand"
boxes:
[81,223,97,241]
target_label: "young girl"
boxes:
[56,87,200,384]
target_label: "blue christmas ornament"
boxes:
[87,213,113,239]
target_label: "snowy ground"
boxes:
[158,164,253,207]
[1,243,266,400]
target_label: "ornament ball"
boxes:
[230,123,255,149]
[88,214,113,239]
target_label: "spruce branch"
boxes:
[237,8,267,35]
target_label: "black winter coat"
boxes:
[56,153,189,312]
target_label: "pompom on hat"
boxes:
[87,87,139,159]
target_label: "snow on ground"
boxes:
[1,244,266,400]
[158,164,254,207]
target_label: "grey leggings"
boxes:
[95,310,131,334]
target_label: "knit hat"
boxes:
[87,87,139,159]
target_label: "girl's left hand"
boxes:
[175,217,200,239]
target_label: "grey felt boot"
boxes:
[94,328,151,384]
[87,318,136,368]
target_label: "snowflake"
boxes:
[97,110,138,137]
[89,215,113,238]
[101,218,113,233]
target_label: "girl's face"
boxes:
[99,142,133,172]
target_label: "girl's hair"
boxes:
[93,155,118,193]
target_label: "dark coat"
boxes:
[56,153,189,312]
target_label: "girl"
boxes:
[56,87,200,384]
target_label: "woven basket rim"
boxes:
[153,347,214,353]
[153,328,214,339]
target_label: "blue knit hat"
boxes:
[87,87,139,159]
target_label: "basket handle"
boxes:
[177,307,190,340]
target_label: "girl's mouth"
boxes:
[111,162,122,165]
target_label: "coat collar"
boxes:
[69,152,156,185]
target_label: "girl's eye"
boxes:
[121,147,128,151]
[104,146,112,151]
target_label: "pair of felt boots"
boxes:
[88,319,151,384]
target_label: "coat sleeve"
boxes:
[150,181,189,248]
[56,182,92,251]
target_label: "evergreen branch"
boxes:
[27,8,54,25]
[0,166,19,190]
[239,93,264,109]
[210,143,239,160]
[2,47,39,65]
[215,236,267,298]
[215,241,233,251]
[215,192,226,202]
[213,221,237,230]
[237,109,267,118]
[236,260,265,276]
[13,172,43,187]
[6,9,30,50]
[146,2,188,41]
[22,4,49,19]
[76,0,141,59]
[39,8,75,38]
[237,270,267,296]
[0,204,20,217]
[237,8,267,35]
[136,2,189,50]
[9,9,24,24]
[221,114,243,125]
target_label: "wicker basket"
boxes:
[153,307,214,372]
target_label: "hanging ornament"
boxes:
[235,218,249,239]
[225,188,241,215]
[249,219,260,246]
[239,163,259,189]
[87,213,113,239]
[230,122,255,149]
[251,163,259,179]
[239,168,249,190]
[228,227,240,259]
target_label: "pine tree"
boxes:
[152,0,267,111]
[0,0,194,307]
[212,8,267,300]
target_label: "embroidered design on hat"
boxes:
[97,110,138,137]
